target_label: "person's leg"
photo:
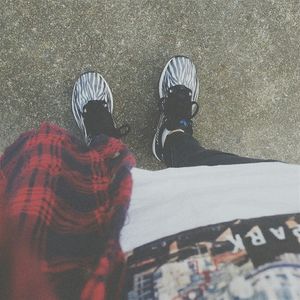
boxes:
[163,132,274,167]
[152,56,275,168]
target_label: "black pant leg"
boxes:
[163,132,275,167]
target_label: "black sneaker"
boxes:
[152,56,200,161]
[72,71,129,145]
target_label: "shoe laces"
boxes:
[82,100,130,139]
[159,85,199,130]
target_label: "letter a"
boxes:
[269,227,286,240]
[246,227,266,246]
[292,225,300,238]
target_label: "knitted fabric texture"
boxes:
[0,123,135,300]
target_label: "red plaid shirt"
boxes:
[0,123,135,300]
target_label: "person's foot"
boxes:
[72,71,129,145]
[152,56,200,161]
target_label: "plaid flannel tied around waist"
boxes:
[0,123,135,300]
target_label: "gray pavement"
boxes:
[1,0,300,170]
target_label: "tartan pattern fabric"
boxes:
[0,123,135,300]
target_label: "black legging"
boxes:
[163,132,276,167]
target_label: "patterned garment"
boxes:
[0,123,135,300]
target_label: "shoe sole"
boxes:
[152,114,164,161]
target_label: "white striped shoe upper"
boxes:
[72,72,113,145]
[159,56,199,103]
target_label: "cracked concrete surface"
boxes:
[1,0,300,169]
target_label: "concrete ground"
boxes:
[1,0,300,170]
